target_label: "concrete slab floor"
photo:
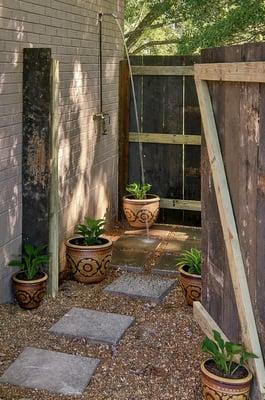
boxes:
[113,236,160,252]
[49,308,135,345]
[0,347,100,396]
[110,248,149,272]
[104,273,176,304]
[152,253,179,277]
[124,223,176,239]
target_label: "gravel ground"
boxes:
[0,227,204,400]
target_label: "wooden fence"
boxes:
[119,56,201,225]
[193,42,265,399]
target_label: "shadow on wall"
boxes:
[0,12,29,268]
[58,32,121,269]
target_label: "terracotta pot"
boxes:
[178,265,201,306]
[13,272,48,310]
[65,237,113,283]
[123,194,160,228]
[201,359,252,399]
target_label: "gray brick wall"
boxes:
[0,0,124,301]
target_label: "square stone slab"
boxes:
[110,248,147,272]
[113,236,160,252]
[49,308,135,345]
[104,274,176,303]
[0,347,100,396]
[153,253,179,277]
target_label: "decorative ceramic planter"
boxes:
[13,272,48,309]
[65,237,113,284]
[123,194,160,228]
[201,359,252,399]
[178,265,201,306]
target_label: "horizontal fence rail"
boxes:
[131,65,194,76]
[195,61,265,82]
[129,133,201,146]
[160,198,201,212]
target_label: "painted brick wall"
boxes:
[0,0,124,301]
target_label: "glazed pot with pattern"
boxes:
[12,271,48,309]
[201,359,252,399]
[65,236,113,284]
[178,265,201,306]
[123,194,160,229]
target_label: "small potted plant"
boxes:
[123,182,160,228]
[9,243,49,309]
[65,217,113,284]
[201,330,257,399]
[176,248,201,305]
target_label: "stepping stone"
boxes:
[0,347,100,396]
[49,308,135,345]
[105,274,176,303]
[152,253,179,277]
[113,236,160,252]
[110,248,147,272]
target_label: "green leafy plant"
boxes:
[75,217,106,245]
[9,243,49,280]
[176,248,202,275]
[126,182,151,199]
[202,330,258,377]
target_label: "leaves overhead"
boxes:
[125,0,265,55]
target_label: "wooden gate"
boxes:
[119,56,201,225]
[193,43,265,399]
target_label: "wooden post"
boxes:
[195,75,265,396]
[118,60,130,219]
[48,59,59,298]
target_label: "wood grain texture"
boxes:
[118,60,130,219]
[127,55,201,226]
[160,198,201,211]
[48,59,59,297]
[196,50,265,395]
[132,65,194,76]
[129,133,201,145]
[195,61,265,82]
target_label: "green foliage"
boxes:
[125,0,265,55]
[176,248,202,275]
[202,330,258,376]
[9,243,49,280]
[126,182,151,199]
[75,217,106,246]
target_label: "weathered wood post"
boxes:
[23,48,59,297]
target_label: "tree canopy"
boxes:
[124,0,265,55]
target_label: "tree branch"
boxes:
[131,39,179,54]
[126,9,162,50]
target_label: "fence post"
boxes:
[48,59,59,297]
[118,60,130,220]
